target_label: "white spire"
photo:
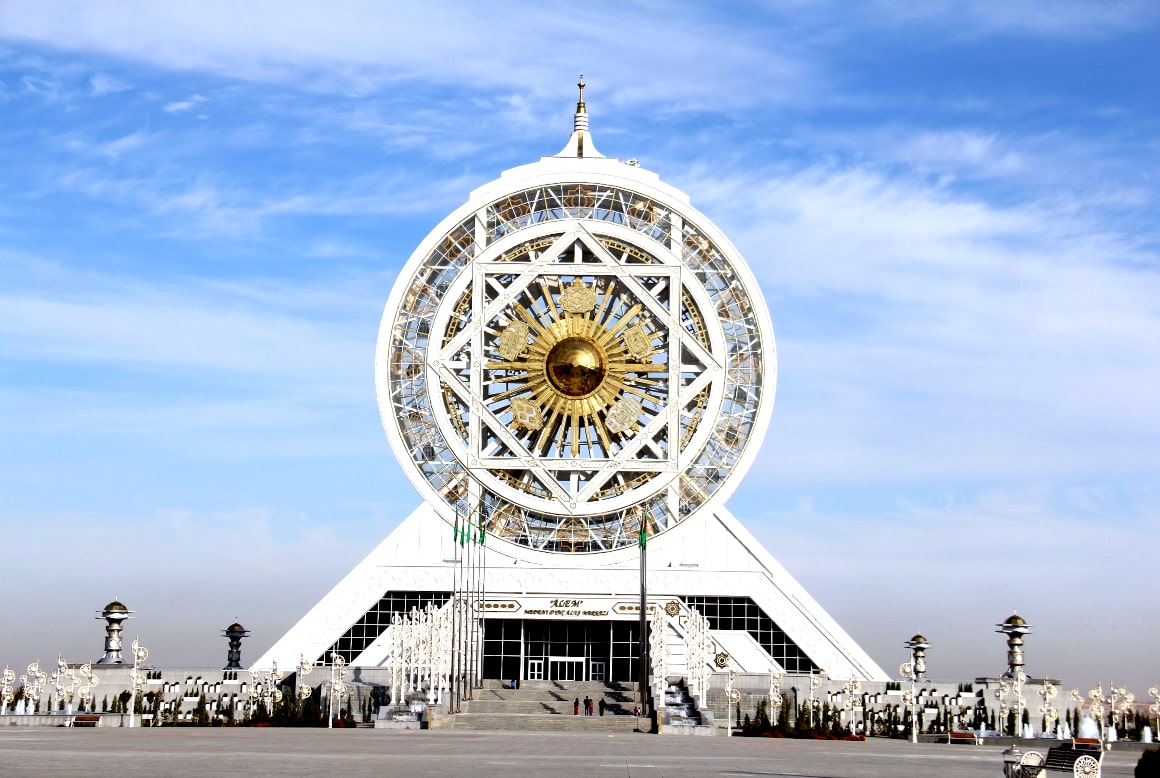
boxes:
[556,75,604,159]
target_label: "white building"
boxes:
[256,82,888,693]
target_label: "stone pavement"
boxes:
[0,728,1142,777]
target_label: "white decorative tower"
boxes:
[257,82,888,685]
[96,598,132,664]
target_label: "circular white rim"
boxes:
[375,167,776,553]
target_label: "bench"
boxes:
[72,715,101,728]
[947,731,979,745]
[1018,739,1102,777]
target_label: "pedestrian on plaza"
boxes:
[584,695,592,716]
[574,697,580,715]
[598,698,606,717]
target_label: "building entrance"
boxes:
[483,618,640,682]
[548,657,584,681]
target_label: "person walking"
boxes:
[573,697,580,715]
[598,697,606,717]
[584,695,592,716]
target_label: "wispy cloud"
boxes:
[0,1,815,109]
[88,71,130,96]
[163,93,205,113]
[675,156,1160,490]
[0,269,379,381]
[863,0,1159,39]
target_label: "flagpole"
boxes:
[638,519,649,720]
[451,508,461,714]
[479,506,487,689]
[463,507,472,702]
[455,506,465,713]
[459,510,468,709]
[470,502,477,692]
[465,510,473,700]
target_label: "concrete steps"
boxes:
[448,712,645,732]
[443,680,646,731]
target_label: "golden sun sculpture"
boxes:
[485,280,666,459]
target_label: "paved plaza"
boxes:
[0,729,1143,777]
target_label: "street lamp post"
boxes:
[725,665,740,737]
[842,676,863,735]
[126,637,149,727]
[0,666,14,715]
[1149,687,1160,739]
[49,655,80,721]
[768,667,783,728]
[901,633,929,743]
[20,660,47,715]
[76,663,98,714]
[1112,684,1135,739]
[1037,681,1059,737]
[327,652,348,728]
[1086,684,1111,745]
[808,672,823,729]
[296,654,314,708]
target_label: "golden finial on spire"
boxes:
[577,75,586,112]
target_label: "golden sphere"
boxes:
[545,337,606,398]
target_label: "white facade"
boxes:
[257,500,886,680]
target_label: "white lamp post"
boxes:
[901,633,929,743]
[842,676,863,735]
[126,637,149,727]
[1087,684,1111,745]
[296,654,314,707]
[768,667,783,728]
[0,666,14,715]
[808,672,824,729]
[327,652,348,729]
[1037,681,1059,737]
[21,660,47,715]
[1148,686,1160,737]
[725,665,740,738]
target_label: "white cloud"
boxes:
[862,0,1158,39]
[671,157,1160,489]
[163,93,205,112]
[0,273,377,381]
[88,71,130,96]
[0,1,814,109]
[47,161,476,238]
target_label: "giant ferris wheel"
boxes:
[375,80,775,555]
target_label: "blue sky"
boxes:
[1,1,1157,693]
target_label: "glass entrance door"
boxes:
[590,661,606,681]
[527,659,544,680]
[548,657,585,681]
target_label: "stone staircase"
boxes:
[440,680,647,732]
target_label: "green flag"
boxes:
[638,524,647,549]
[453,515,459,544]
[478,516,486,545]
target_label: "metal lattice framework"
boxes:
[379,177,772,553]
